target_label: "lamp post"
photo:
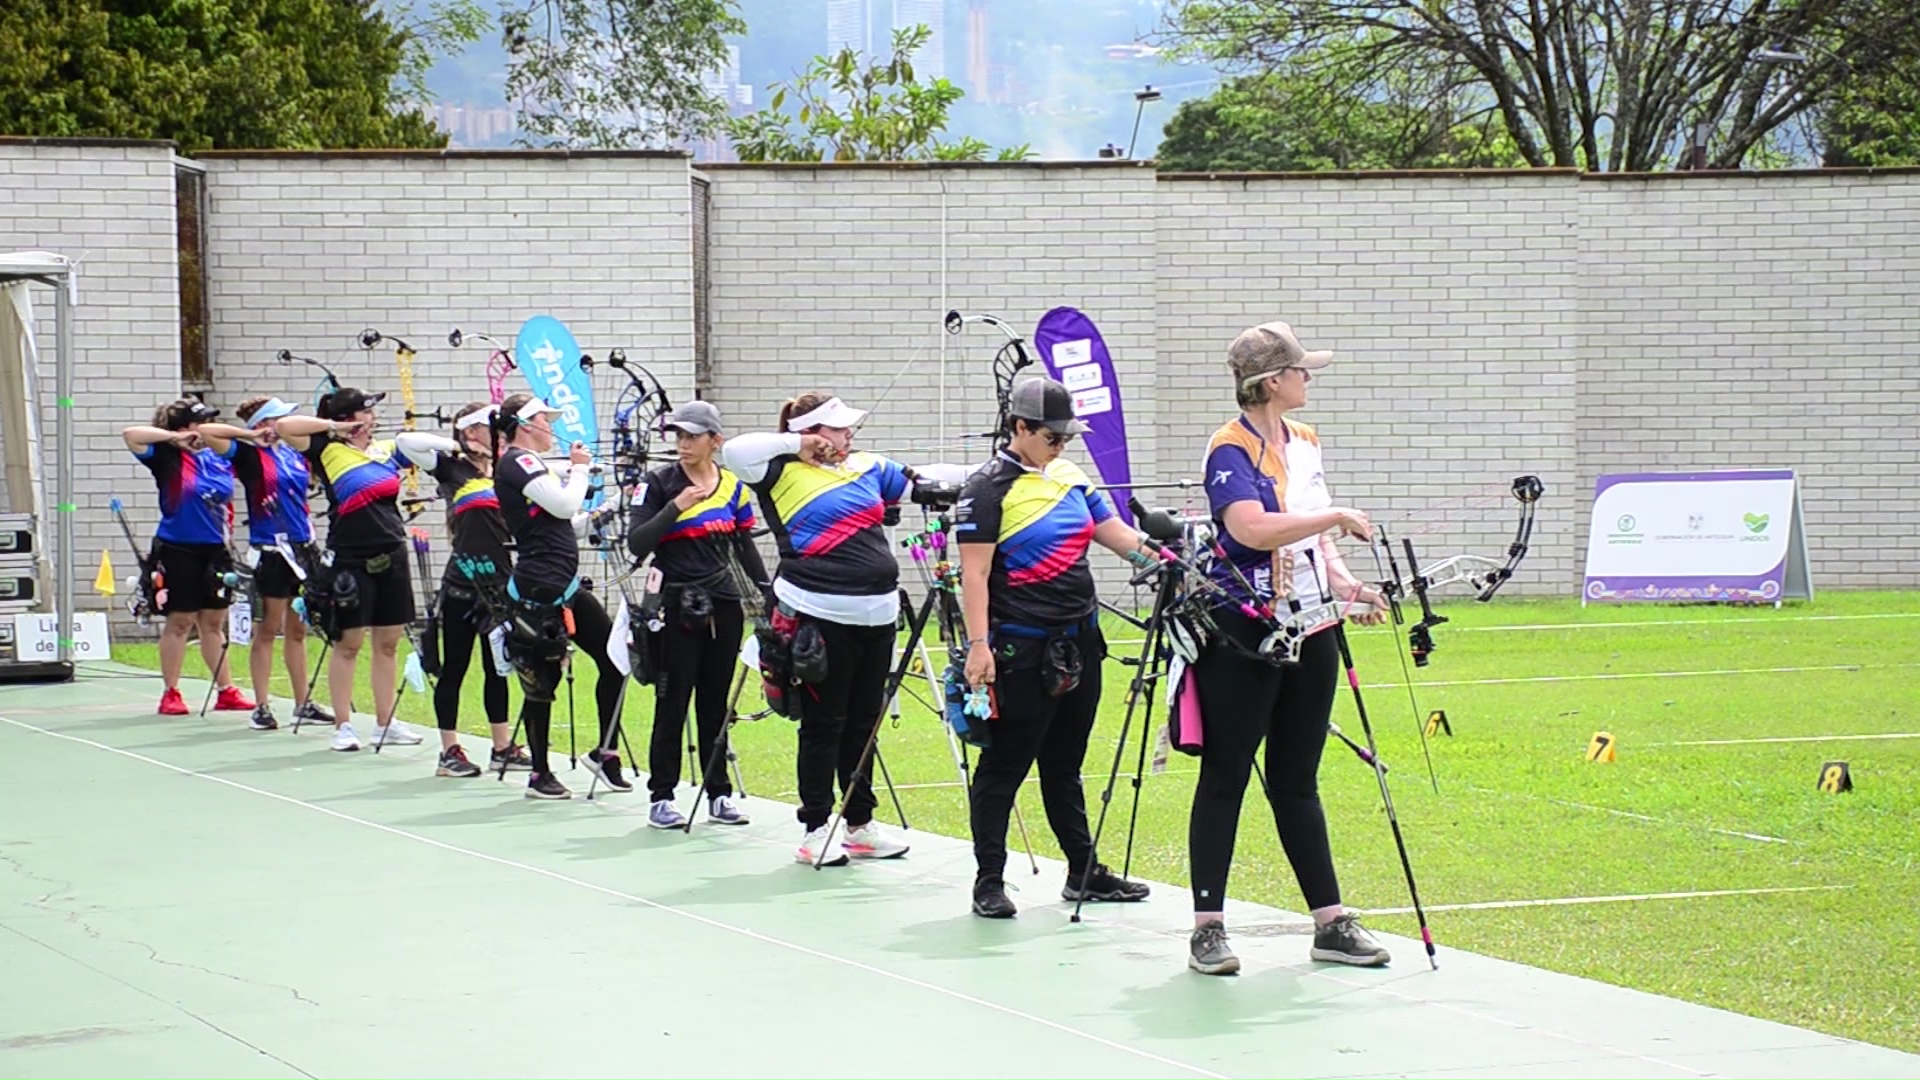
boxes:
[1125,84,1163,159]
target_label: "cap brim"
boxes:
[665,421,718,435]
[1298,350,1333,370]
[1044,418,1091,436]
[454,408,496,430]
[252,400,297,422]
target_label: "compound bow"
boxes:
[447,326,518,405]
[1368,474,1544,668]
[942,309,1035,451]
[358,328,421,497]
[276,349,341,414]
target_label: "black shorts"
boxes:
[331,547,417,630]
[155,541,233,615]
[252,549,303,600]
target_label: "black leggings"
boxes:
[968,626,1104,880]
[648,595,745,801]
[1187,608,1342,914]
[793,616,896,832]
[433,584,509,732]
[514,585,625,776]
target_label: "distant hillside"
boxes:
[394,0,1219,157]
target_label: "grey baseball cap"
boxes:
[1008,377,1089,435]
[1228,321,1333,390]
[663,400,725,435]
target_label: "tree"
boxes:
[726,25,1033,162]
[1821,48,1920,165]
[1157,64,1526,171]
[0,0,452,152]
[1158,0,1920,171]
[502,0,746,149]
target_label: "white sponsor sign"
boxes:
[1582,470,1812,604]
[1071,386,1114,417]
[1051,339,1093,368]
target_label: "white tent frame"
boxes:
[0,251,79,674]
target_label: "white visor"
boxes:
[515,397,563,422]
[785,396,867,432]
[455,404,498,430]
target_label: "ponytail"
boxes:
[777,390,831,433]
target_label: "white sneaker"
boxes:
[331,723,361,752]
[796,826,848,867]
[372,721,424,746]
[842,821,909,860]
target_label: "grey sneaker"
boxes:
[293,701,335,724]
[1310,912,1391,966]
[706,795,750,825]
[648,799,688,829]
[249,704,278,731]
[1189,921,1240,975]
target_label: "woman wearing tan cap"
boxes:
[1184,320,1393,976]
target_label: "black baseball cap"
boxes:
[319,387,386,419]
[1007,377,1089,435]
[162,399,220,430]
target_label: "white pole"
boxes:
[55,271,74,670]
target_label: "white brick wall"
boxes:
[700,162,1161,595]
[0,139,183,620]
[198,150,697,581]
[6,143,1915,612]
[1155,172,1583,595]
[1576,174,1920,589]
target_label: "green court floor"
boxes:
[3,664,1918,1079]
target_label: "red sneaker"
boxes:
[157,688,189,715]
[213,685,256,711]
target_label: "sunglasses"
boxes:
[1041,430,1076,448]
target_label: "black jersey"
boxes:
[494,447,580,592]
[428,454,512,589]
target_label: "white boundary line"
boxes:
[1397,662,1920,689]
[1103,610,1920,648]
[0,716,1228,1080]
[1364,885,1852,916]
[1466,787,1792,845]
[1650,732,1920,748]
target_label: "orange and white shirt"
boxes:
[1203,415,1333,606]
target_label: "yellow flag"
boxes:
[95,550,115,596]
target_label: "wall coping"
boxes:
[0,136,179,150]
[1158,165,1920,181]
[194,148,690,161]
[693,159,1156,172]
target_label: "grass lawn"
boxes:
[111,589,1920,1054]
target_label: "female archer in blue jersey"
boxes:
[122,399,255,718]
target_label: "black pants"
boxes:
[1187,608,1342,914]
[648,595,745,801]
[434,585,508,732]
[968,625,1104,881]
[793,617,896,832]
[515,586,625,776]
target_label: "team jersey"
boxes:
[132,442,235,546]
[428,455,512,589]
[749,450,908,597]
[627,463,757,599]
[223,441,314,547]
[304,432,406,557]
[1203,415,1334,608]
[953,452,1113,626]
[494,446,580,592]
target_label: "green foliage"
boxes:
[502,0,745,149]
[0,0,449,152]
[1822,51,1920,166]
[1157,70,1526,171]
[1157,0,1920,171]
[727,25,1030,163]
[386,0,492,105]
